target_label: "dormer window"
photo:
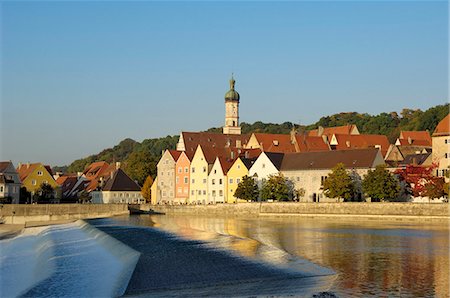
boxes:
[37,171,43,176]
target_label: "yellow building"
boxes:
[17,163,60,199]
[226,157,256,203]
[150,177,158,204]
[189,145,211,204]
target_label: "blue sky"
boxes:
[1,1,448,166]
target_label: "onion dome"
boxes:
[225,75,240,101]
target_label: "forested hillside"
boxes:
[62,103,448,185]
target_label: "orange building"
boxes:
[175,151,191,203]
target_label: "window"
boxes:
[262,163,266,169]
[321,176,327,186]
[296,177,300,182]
[184,177,188,184]
[185,167,189,173]
[237,165,240,169]
[37,171,43,176]
[162,191,166,197]
[198,190,201,195]
[203,167,207,173]
[236,178,240,184]
[203,179,207,184]
[178,167,182,173]
[214,169,217,174]
[32,179,37,186]
[192,179,195,184]
[192,167,195,173]
[212,190,216,196]
[0,186,3,192]
[203,190,206,195]
[176,177,179,184]
[219,179,222,185]
[219,190,223,196]
[191,190,194,195]
[445,153,448,159]
[212,179,215,185]
[229,178,233,184]
[178,188,182,194]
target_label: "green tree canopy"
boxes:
[323,163,355,202]
[260,174,293,202]
[123,150,158,186]
[141,175,154,203]
[34,183,55,203]
[234,175,259,201]
[362,165,400,202]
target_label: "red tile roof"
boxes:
[433,114,450,136]
[17,163,40,181]
[308,124,358,138]
[0,161,12,173]
[218,157,235,175]
[399,131,431,146]
[168,150,182,161]
[295,135,330,152]
[180,132,250,159]
[331,134,390,157]
[252,133,297,153]
[396,139,431,147]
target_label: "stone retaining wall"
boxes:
[133,202,450,221]
[0,204,129,224]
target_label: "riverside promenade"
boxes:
[135,202,450,222]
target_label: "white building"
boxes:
[248,152,284,188]
[0,161,21,203]
[91,168,144,204]
[280,149,385,202]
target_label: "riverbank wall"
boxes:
[0,204,128,225]
[135,202,450,222]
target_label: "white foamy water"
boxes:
[0,221,140,298]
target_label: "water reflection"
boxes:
[116,215,449,297]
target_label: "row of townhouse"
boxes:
[154,145,384,204]
[153,114,449,204]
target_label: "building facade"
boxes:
[432,114,450,178]
[0,161,21,203]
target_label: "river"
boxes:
[100,214,449,297]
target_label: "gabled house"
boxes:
[16,162,60,200]
[249,152,285,188]
[55,175,79,200]
[189,145,214,204]
[91,168,144,204]
[432,114,450,178]
[0,161,21,203]
[245,132,330,153]
[385,145,432,167]
[280,149,385,202]
[208,157,233,204]
[157,150,181,204]
[175,151,191,204]
[226,156,258,203]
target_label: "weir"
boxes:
[0,220,140,297]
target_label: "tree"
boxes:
[323,163,355,202]
[141,175,154,203]
[362,165,400,202]
[19,187,31,204]
[34,183,55,203]
[124,150,158,186]
[260,174,293,201]
[234,175,259,201]
[293,188,305,202]
[423,177,445,202]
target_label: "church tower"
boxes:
[223,75,241,135]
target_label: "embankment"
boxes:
[135,202,450,222]
[0,204,128,225]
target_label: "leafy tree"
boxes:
[293,188,306,201]
[141,175,154,203]
[395,164,439,198]
[234,175,259,201]
[362,165,400,202]
[323,163,356,202]
[260,174,293,201]
[123,150,158,186]
[34,183,55,203]
[423,177,445,202]
[19,187,31,204]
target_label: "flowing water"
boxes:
[102,214,449,297]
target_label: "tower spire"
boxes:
[229,73,235,90]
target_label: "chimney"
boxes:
[346,141,351,148]
[322,135,328,144]
[18,162,22,169]
[26,162,30,169]
[318,126,324,136]
[111,171,114,179]
[115,162,121,170]
[408,137,412,145]
[236,140,242,148]
[230,151,235,159]
[245,151,249,158]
